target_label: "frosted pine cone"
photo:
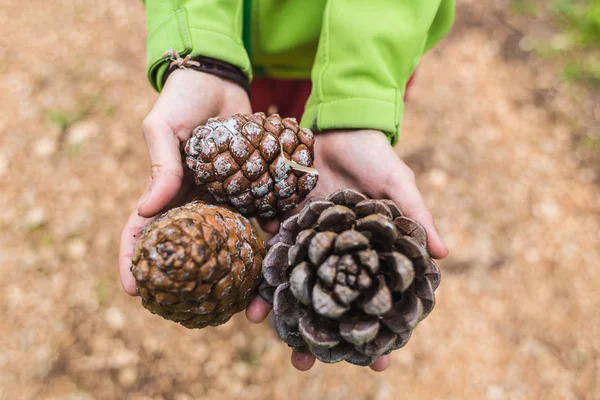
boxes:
[259,189,440,366]
[131,201,265,329]
[184,113,318,218]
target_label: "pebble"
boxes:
[427,168,449,188]
[532,200,561,222]
[68,121,100,145]
[67,237,87,259]
[33,344,55,379]
[232,362,250,380]
[24,207,47,229]
[33,137,57,157]
[190,344,209,363]
[109,348,139,369]
[105,307,126,330]
[118,366,138,388]
[142,337,163,355]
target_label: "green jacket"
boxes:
[144,0,455,144]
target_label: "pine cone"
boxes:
[259,189,440,366]
[184,113,318,218]
[131,201,264,329]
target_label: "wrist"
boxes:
[162,55,250,97]
[163,68,249,103]
[319,129,388,146]
[316,129,390,165]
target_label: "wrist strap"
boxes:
[162,55,251,97]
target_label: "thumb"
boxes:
[137,117,184,217]
[385,162,449,260]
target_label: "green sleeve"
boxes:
[144,0,252,92]
[300,0,455,145]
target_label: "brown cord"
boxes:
[161,50,250,97]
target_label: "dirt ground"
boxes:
[0,0,599,399]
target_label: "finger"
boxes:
[119,210,155,296]
[256,195,313,235]
[245,296,272,323]
[137,117,184,218]
[291,350,316,371]
[408,208,448,259]
[257,217,280,235]
[369,355,390,371]
[386,166,449,259]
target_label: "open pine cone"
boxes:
[184,113,318,218]
[131,201,264,329]
[259,189,440,366]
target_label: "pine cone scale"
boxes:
[132,201,265,329]
[185,113,318,217]
[260,189,441,365]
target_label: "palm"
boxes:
[119,70,251,295]
[120,75,446,373]
[262,130,447,258]
[311,131,405,197]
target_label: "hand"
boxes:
[118,70,251,295]
[247,129,449,372]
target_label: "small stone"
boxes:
[110,348,139,369]
[33,138,57,157]
[68,121,100,145]
[67,237,87,259]
[33,344,56,379]
[24,207,47,229]
[142,337,163,355]
[118,366,138,388]
[105,306,126,330]
[532,201,561,222]
[427,168,448,188]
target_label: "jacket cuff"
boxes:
[300,92,404,146]
[146,7,252,92]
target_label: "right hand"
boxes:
[118,69,251,295]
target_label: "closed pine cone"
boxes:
[131,201,264,329]
[259,189,441,366]
[184,113,318,218]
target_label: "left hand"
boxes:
[245,129,449,372]
[118,70,252,295]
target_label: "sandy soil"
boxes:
[0,0,598,399]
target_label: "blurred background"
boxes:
[0,0,599,399]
